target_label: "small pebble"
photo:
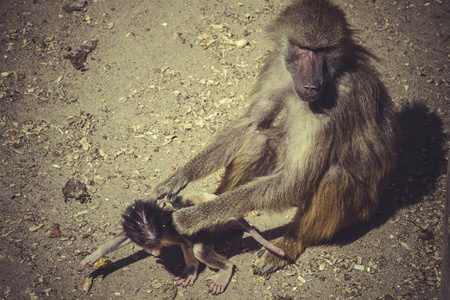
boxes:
[235,39,248,48]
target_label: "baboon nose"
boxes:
[295,85,320,101]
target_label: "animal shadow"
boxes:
[335,101,447,244]
[87,247,199,280]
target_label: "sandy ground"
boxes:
[0,0,449,299]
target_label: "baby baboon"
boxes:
[153,0,399,274]
[78,200,233,295]
[78,198,283,294]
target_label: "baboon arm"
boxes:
[172,172,292,235]
[153,93,286,200]
[153,123,256,199]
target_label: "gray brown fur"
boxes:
[153,0,398,275]
[175,192,285,256]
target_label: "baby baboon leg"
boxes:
[182,192,218,206]
[238,219,285,256]
[193,243,234,295]
[78,233,131,272]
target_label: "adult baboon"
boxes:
[153,0,398,274]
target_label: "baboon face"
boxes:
[285,43,332,101]
[272,0,350,102]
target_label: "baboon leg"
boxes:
[253,166,376,274]
[215,128,286,194]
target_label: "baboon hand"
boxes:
[152,173,189,200]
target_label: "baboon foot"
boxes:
[252,249,291,275]
[252,237,303,275]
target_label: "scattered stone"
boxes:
[62,179,90,203]
[63,41,98,71]
[62,0,87,12]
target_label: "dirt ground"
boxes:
[0,0,449,299]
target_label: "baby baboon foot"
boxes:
[204,274,228,295]
[78,254,98,272]
[252,250,290,275]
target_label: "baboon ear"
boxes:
[116,224,123,230]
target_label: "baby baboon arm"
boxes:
[174,239,200,287]
[174,266,198,287]
[78,233,131,271]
